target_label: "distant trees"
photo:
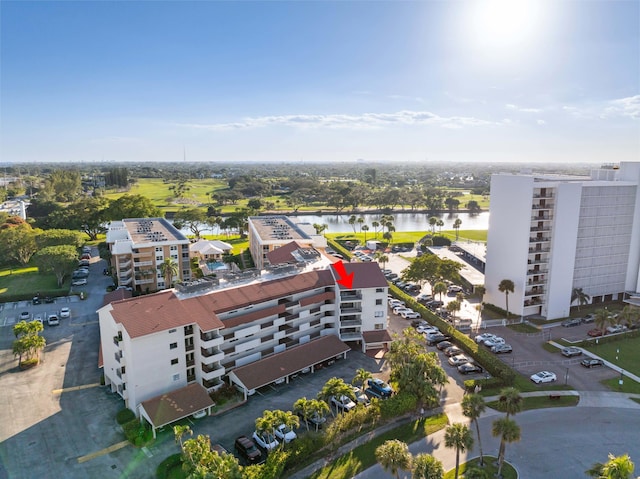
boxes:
[104,167,129,188]
[173,208,207,239]
[107,194,161,220]
[466,200,482,215]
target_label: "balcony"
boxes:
[133,260,153,267]
[185,343,194,352]
[116,369,122,379]
[341,331,363,341]
[529,226,551,233]
[200,331,223,346]
[340,319,362,327]
[340,292,362,301]
[187,374,196,383]
[201,347,224,362]
[202,378,223,390]
[531,203,553,210]
[528,247,550,254]
[533,192,553,198]
[529,237,550,243]
[524,288,545,296]
[118,259,132,269]
[184,325,193,336]
[527,278,546,287]
[113,335,122,346]
[531,215,553,221]
[527,268,548,275]
[186,359,195,367]
[340,306,362,314]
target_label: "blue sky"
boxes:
[1,0,638,163]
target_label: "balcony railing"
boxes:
[529,226,551,232]
[341,331,363,341]
[118,259,132,269]
[200,331,221,342]
[201,347,223,359]
[202,378,223,390]
[533,192,554,198]
[527,268,548,275]
[529,237,550,243]
[187,374,196,383]
[133,260,153,267]
[185,343,194,352]
[340,307,362,314]
[340,319,362,327]
[340,292,362,301]
[528,247,550,254]
[524,288,545,296]
[201,362,223,374]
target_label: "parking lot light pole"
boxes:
[565,367,569,385]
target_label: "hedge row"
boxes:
[1,289,70,304]
[388,284,516,387]
[327,239,353,260]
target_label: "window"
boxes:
[156,256,163,261]
[374,311,384,318]
[173,374,180,381]
[376,288,384,293]
[170,245,177,251]
[171,358,179,365]
[374,323,384,330]
[170,342,177,350]
[169,328,177,333]
[375,299,383,305]
[155,247,162,252]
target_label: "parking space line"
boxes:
[77,440,130,463]
[52,383,101,395]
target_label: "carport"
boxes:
[362,330,392,353]
[228,335,350,400]
[138,383,215,438]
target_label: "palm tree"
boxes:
[372,220,380,239]
[444,423,474,479]
[594,308,612,335]
[498,387,523,418]
[352,368,373,394]
[362,224,370,241]
[349,215,357,233]
[412,453,444,479]
[618,305,639,329]
[498,279,515,319]
[159,258,179,288]
[357,216,365,232]
[462,393,487,466]
[492,417,521,478]
[453,218,462,240]
[436,219,444,232]
[428,216,438,233]
[446,300,461,319]
[587,453,635,479]
[383,231,393,245]
[317,377,354,417]
[375,439,412,479]
[273,410,299,449]
[433,281,447,301]
[375,252,389,270]
[571,287,591,311]
[293,397,329,432]
[255,410,279,446]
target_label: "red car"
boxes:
[587,328,604,337]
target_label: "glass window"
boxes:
[171,358,179,365]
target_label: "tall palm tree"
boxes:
[349,215,357,233]
[498,387,523,418]
[357,216,365,232]
[375,252,389,270]
[444,423,474,479]
[317,377,354,417]
[462,393,487,466]
[412,453,444,479]
[159,258,179,288]
[362,224,370,241]
[273,410,300,449]
[428,216,439,233]
[618,305,639,329]
[433,281,447,301]
[492,417,521,478]
[446,300,461,319]
[436,219,444,232]
[571,287,591,311]
[255,409,279,445]
[498,279,515,319]
[453,218,462,241]
[594,308,612,335]
[375,439,412,479]
[372,220,380,239]
[352,368,373,394]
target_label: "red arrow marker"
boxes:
[332,260,354,289]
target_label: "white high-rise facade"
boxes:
[485,162,640,320]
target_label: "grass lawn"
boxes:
[0,266,67,299]
[487,395,579,412]
[601,376,640,394]
[507,323,539,333]
[326,230,487,247]
[308,414,448,479]
[443,456,516,479]
[583,335,640,378]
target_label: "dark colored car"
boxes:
[32,296,41,305]
[367,378,394,397]
[436,340,453,351]
[426,333,450,345]
[458,363,484,374]
[582,314,595,323]
[561,318,582,327]
[44,296,55,304]
[581,358,604,368]
[234,435,262,464]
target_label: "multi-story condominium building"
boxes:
[485,162,640,320]
[98,258,389,419]
[248,215,327,270]
[105,218,192,292]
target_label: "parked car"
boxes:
[274,424,297,443]
[426,332,450,345]
[351,386,371,406]
[426,300,444,310]
[417,294,433,303]
[581,358,605,368]
[32,296,41,305]
[367,378,394,397]
[19,311,30,321]
[44,296,55,304]
[444,346,463,357]
[475,333,496,345]
[59,307,71,319]
[484,337,505,348]
[47,314,60,326]
[417,325,439,335]
[72,278,88,286]
[448,354,470,367]
[33,314,43,325]
[393,306,411,316]
[447,285,463,294]
[386,273,399,280]
[561,318,583,327]
[491,344,513,354]
[435,340,453,351]
[561,347,582,357]
[330,395,356,412]
[582,314,595,323]
[530,371,557,384]
[192,409,208,419]
[606,325,628,334]
[296,411,326,430]
[252,431,279,451]
[235,435,263,464]
[73,270,89,279]
[588,328,604,337]
[458,363,484,375]
[401,310,421,319]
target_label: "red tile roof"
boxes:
[332,262,388,289]
[109,290,224,338]
[140,383,214,428]
[102,288,132,307]
[265,241,303,265]
[230,335,350,391]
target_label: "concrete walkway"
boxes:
[291,389,640,479]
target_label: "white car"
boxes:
[606,325,627,334]
[274,424,297,443]
[448,354,471,367]
[71,278,87,286]
[416,325,439,334]
[530,371,557,384]
[393,306,410,315]
[475,333,497,345]
[33,314,43,325]
[400,309,418,319]
[330,395,356,412]
[252,431,279,451]
[59,307,71,318]
[484,337,505,348]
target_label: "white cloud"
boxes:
[505,103,542,113]
[537,119,546,125]
[603,95,640,119]
[179,110,499,131]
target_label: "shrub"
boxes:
[116,408,136,425]
[156,453,183,479]
[284,433,326,469]
[431,235,451,247]
[379,392,418,420]
[122,418,153,447]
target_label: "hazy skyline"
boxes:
[1,1,638,164]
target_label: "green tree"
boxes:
[66,197,110,240]
[462,393,487,466]
[375,252,389,270]
[317,377,354,417]
[0,223,38,265]
[446,299,461,319]
[293,397,329,432]
[498,387,523,418]
[498,279,515,319]
[571,287,591,311]
[362,224,370,241]
[375,439,412,479]
[33,245,78,287]
[107,194,162,220]
[372,221,380,239]
[492,417,521,478]
[255,409,280,447]
[159,258,179,288]
[444,423,474,479]
[433,282,447,301]
[12,320,46,366]
[173,208,207,238]
[349,215,357,233]
[352,368,373,394]
[35,229,85,250]
[587,453,635,479]
[453,218,462,240]
[467,200,481,215]
[594,308,612,335]
[428,216,439,233]
[411,453,444,479]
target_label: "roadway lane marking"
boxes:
[52,383,101,395]
[77,440,130,463]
